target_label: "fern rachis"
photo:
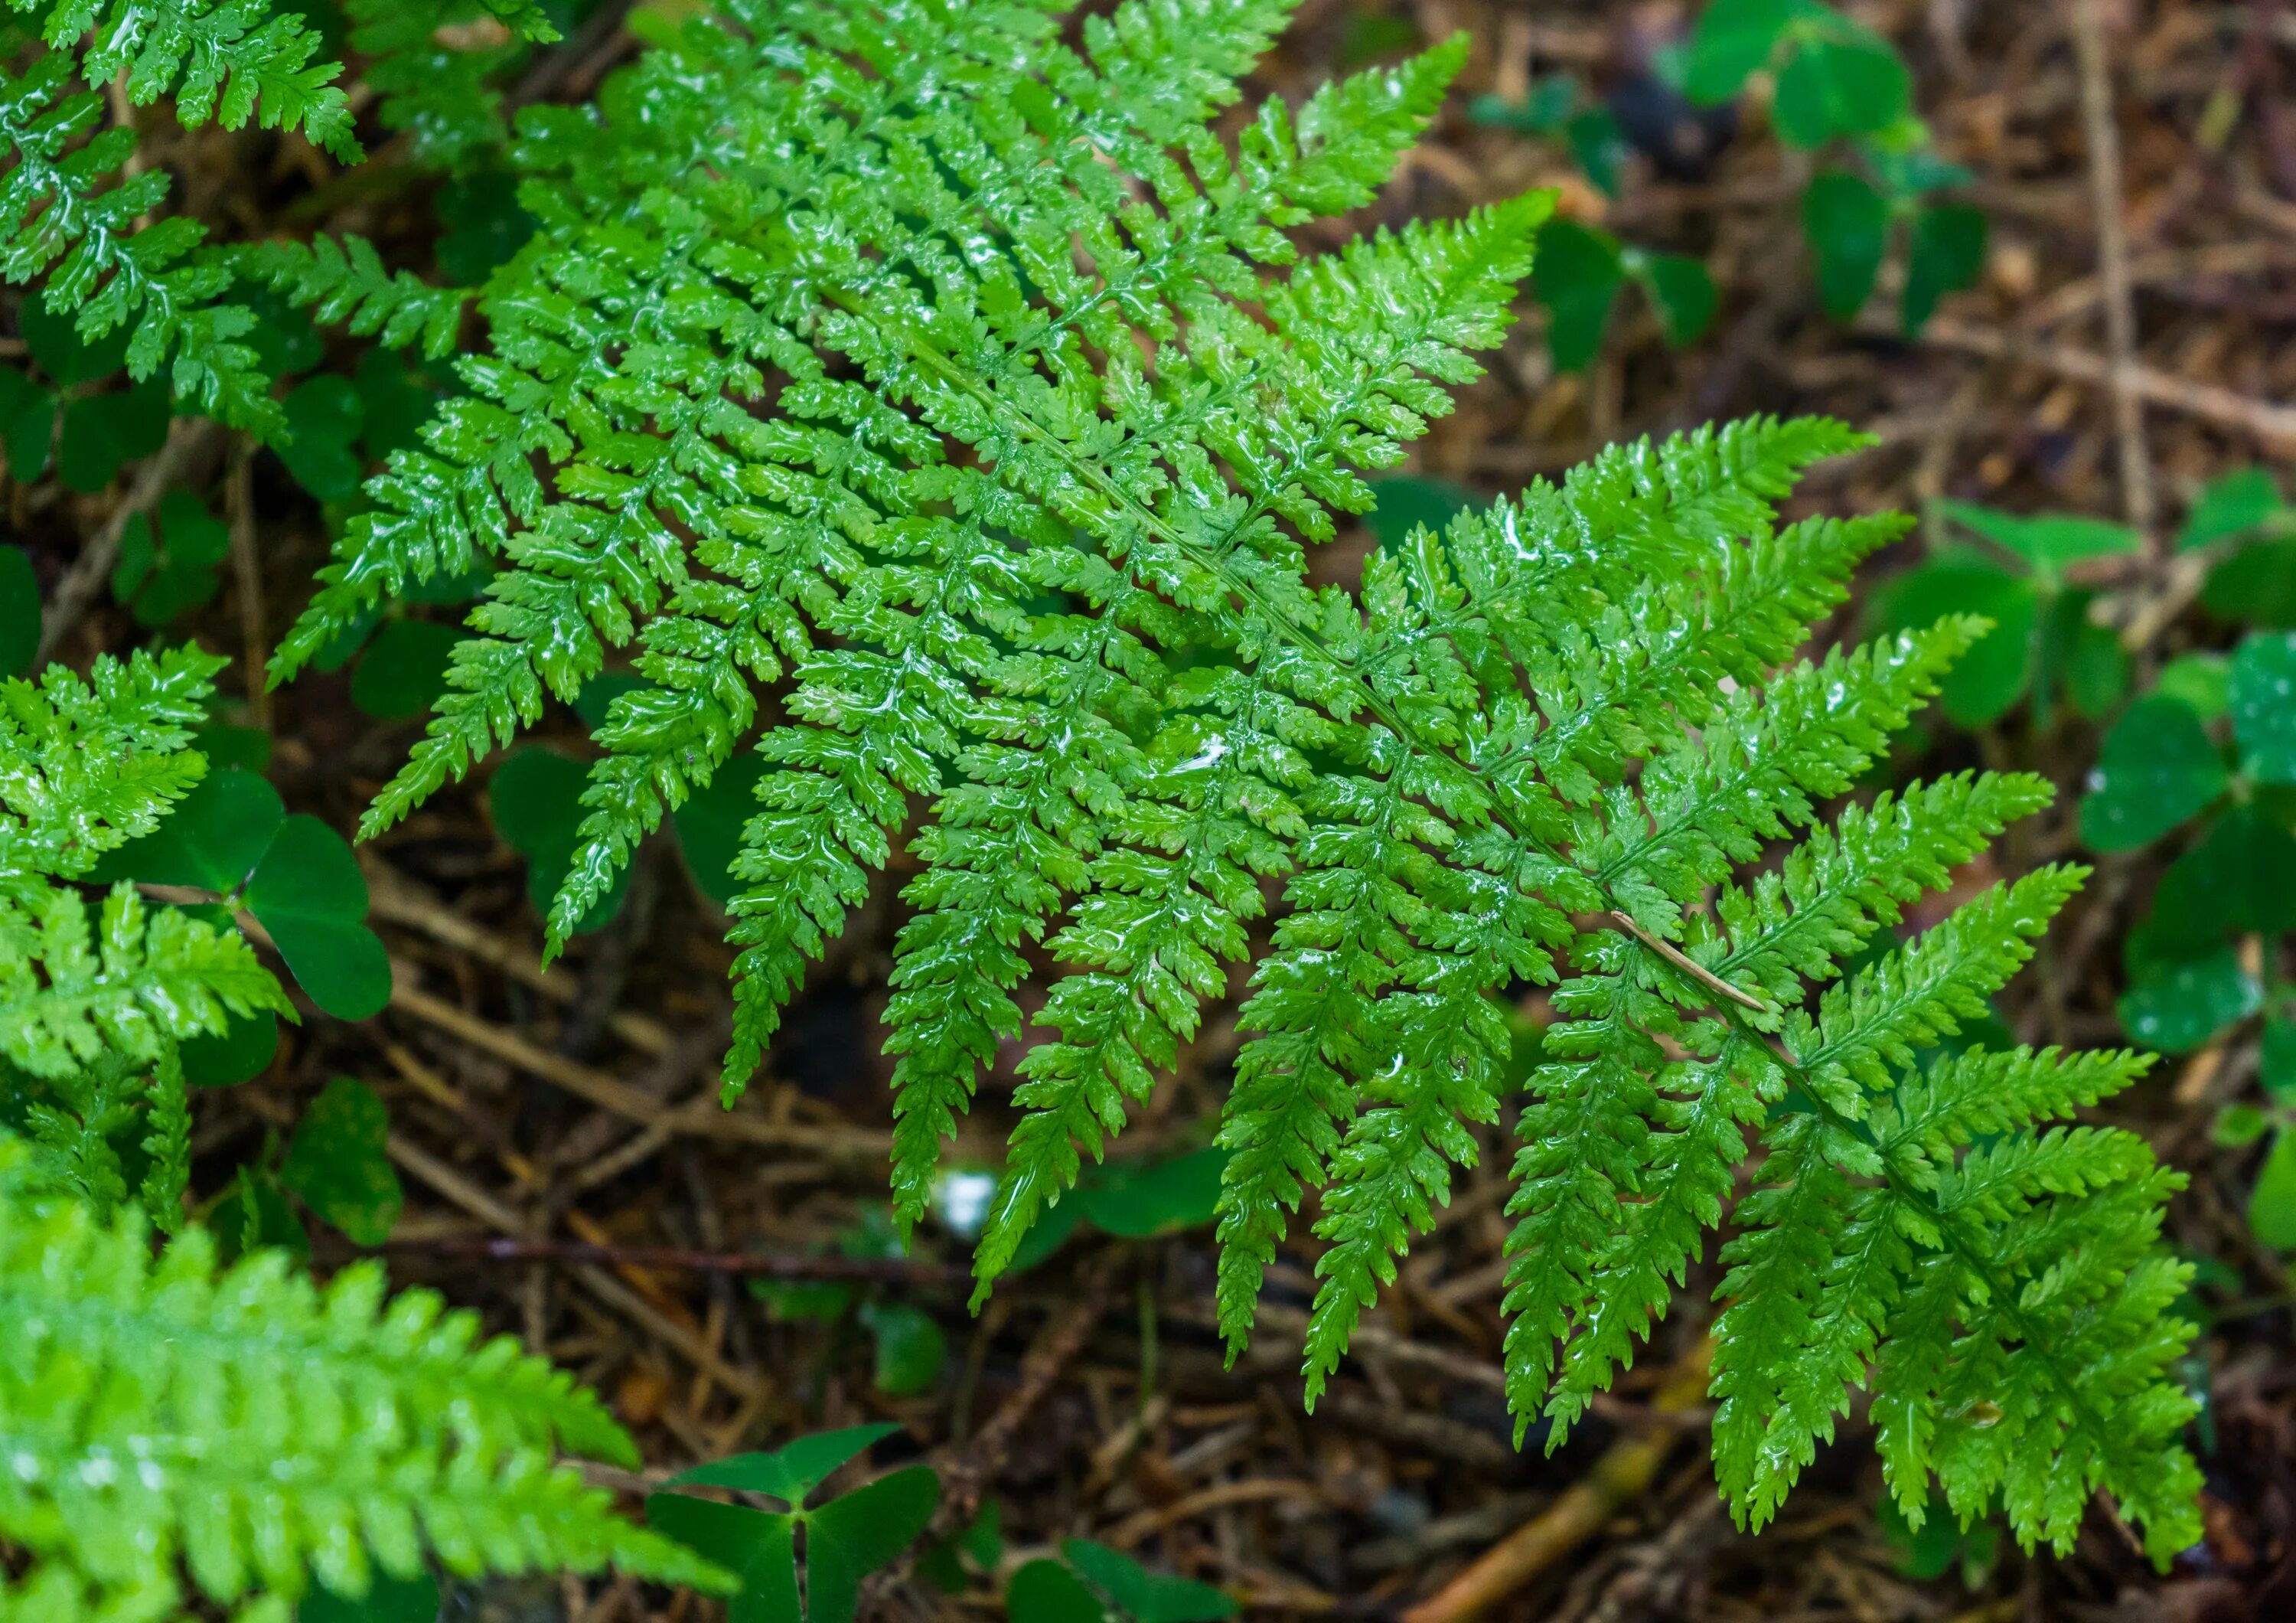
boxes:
[279,0,2205,1559]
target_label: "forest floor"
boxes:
[37,0,2296,1619]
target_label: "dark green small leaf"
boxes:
[1011,1559,1107,1623]
[2201,537,2296,628]
[1937,499,2142,580]
[2215,1104,2272,1150]
[437,171,539,286]
[2181,468,2284,552]
[90,766,285,891]
[1062,1540,1238,1623]
[298,1570,439,1623]
[490,746,628,931]
[1684,0,1799,105]
[213,1163,308,1262]
[644,1494,799,1623]
[672,755,767,906]
[274,374,367,500]
[1564,107,1629,198]
[1874,1492,1963,1582]
[2263,1018,2296,1103]
[664,1425,902,1507]
[0,545,36,675]
[239,282,325,381]
[21,299,129,387]
[115,491,231,628]
[180,1010,279,1088]
[2060,617,2128,720]
[1532,219,1626,372]
[2230,632,2296,783]
[279,1076,402,1245]
[57,390,155,494]
[917,1501,1002,1595]
[2249,1130,2296,1250]
[858,1301,947,1396]
[2143,805,2296,956]
[1902,204,1986,332]
[1869,550,2036,727]
[1802,170,1890,320]
[2118,949,2262,1053]
[1638,253,1717,348]
[2154,654,2231,720]
[245,816,393,1020]
[351,619,462,720]
[1004,1197,1088,1275]
[354,346,439,461]
[2079,695,2228,852]
[1078,1148,1228,1238]
[0,364,54,481]
[1364,475,1474,550]
[1772,39,1908,149]
[801,1467,941,1623]
[490,746,589,854]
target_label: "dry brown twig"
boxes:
[1400,1338,1717,1623]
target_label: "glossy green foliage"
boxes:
[0,0,364,435]
[279,1074,403,1244]
[1871,498,2140,729]
[0,1132,730,1618]
[342,0,559,171]
[2086,472,2296,1265]
[749,1209,948,1396]
[1008,1539,1238,1623]
[1688,0,1985,333]
[93,763,394,1018]
[647,1425,938,1623]
[1530,218,1715,372]
[291,0,2198,1556]
[0,648,295,1224]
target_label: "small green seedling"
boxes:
[1007,1540,1237,1623]
[647,1425,940,1623]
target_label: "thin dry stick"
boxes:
[380,1232,961,1285]
[1919,315,2296,444]
[365,860,676,1056]
[929,1247,1124,1535]
[2068,0,2154,531]
[387,975,891,1158]
[34,417,225,668]
[225,443,269,730]
[384,1128,770,1406]
[1399,1339,1716,1623]
[1609,912,1770,1013]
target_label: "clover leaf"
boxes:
[349,617,461,720]
[490,746,629,932]
[1008,1540,1237,1623]
[279,1076,402,1245]
[245,817,394,1020]
[0,546,37,676]
[2231,632,2296,783]
[647,1427,940,1623]
[2117,949,2262,1054]
[2079,694,2228,852]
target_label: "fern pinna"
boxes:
[277,0,2203,1556]
[0,647,291,1220]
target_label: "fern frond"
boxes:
[0,645,225,880]
[0,1135,732,1612]
[302,0,2204,1557]
[343,0,559,168]
[58,0,357,156]
[0,878,292,1078]
[230,235,469,359]
[0,0,357,430]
